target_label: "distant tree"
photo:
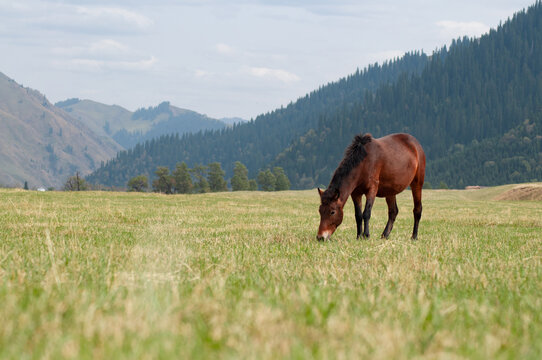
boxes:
[127,175,149,192]
[23,181,29,190]
[208,162,228,192]
[248,179,258,191]
[191,164,210,193]
[272,167,290,191]
[172,162,193,194]
[439,181,449,190]
[257,169,276,191]
[64,172,88,191]
[152,167,174,194]
[231,161,250,191]
[423,181,432,189]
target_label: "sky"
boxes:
[0,0,536,120]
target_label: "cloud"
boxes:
[0,1,154,35]
[216,43,235,56]
[51,38,156,72]
[436,20,490,39]
[74,6,153,29]
[248,67,300,83]
[58,56,158,72]
[53,39,130,59]
[194,69,213,78]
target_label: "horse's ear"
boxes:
[334,189,340,200]
[317,187,323,197]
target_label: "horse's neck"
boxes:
[334,178,355,206]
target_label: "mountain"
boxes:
[55,98,132,138]
[273,2,542,188]
[427,120,542,188]
[56,100,228,149]
[88,2,542,190]
[87,51,430,187]
[0,72,122,188]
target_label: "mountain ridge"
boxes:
[56,99,234,149]
[0,72,121,188]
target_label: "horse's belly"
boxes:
[376,183,408,197]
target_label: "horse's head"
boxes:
[317,187,344,241]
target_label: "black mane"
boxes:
[322,133,372,203]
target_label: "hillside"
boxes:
[87,51,430,187]
[55,98,132,138]
[56,100,229,149]
[273,2,542,188]
[0,72,121,188]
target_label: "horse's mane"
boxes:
[322,133,372,203]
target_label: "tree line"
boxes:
[126,161,290,194]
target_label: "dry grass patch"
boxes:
[494,183,542,201]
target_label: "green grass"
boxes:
[1,186,541,359]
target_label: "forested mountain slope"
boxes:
[89,2,542,190]
[274,2,542,188]
[87,52,429,187]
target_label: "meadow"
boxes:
[0,185,541,359]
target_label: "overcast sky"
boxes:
[0,0,535,119]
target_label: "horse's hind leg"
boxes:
[381,195,398,239]
[411,185,422,240]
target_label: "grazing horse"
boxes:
[317,133,425,241]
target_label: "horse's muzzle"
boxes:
[316,232,331,241]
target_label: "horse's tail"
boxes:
[413,139,426,187]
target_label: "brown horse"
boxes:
[317,133,425,241]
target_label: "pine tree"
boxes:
[172,162,193,194]
[231,161,249,191]
[208,162,228,192]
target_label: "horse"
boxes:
[317,133,425,241]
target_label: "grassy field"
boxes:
[1,185,541,359]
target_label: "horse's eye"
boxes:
[331,210,336,215]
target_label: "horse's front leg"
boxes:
[362,193,376,238]
[351,191,363,239]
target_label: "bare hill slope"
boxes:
[0,72,121,188]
